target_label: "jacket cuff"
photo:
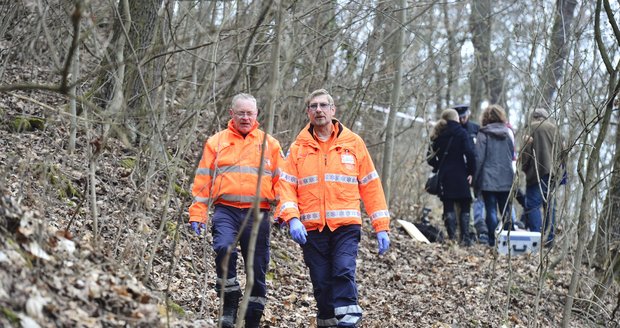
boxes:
[189,216,207,224]
[280,209,301,223]
[373,219,390,233]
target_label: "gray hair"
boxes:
[531,108,549,120]
[305,89,334,107]
[231,93,257,109]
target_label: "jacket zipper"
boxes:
[319,148,327,229]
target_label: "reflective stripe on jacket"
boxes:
[278,120,390,233]
[188,120,283,223]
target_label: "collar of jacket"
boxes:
[296,119,358,151]
[304,119,344,142]
[227,119,260,138]
[442,120,462,136]
[480,122,511,139]
[526,118,555,133]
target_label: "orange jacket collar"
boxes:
[300,119,346,144]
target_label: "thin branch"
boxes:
[603,0,620,47]
[142,40,217,66]
[0,83,62,93]
[222,0,273,98]
[595,0,613,74]
[60,2,82,94]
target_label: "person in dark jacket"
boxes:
[453,104,488,244]
[427,108,476,246]
[474,105,515,246]
[521,108,564,247]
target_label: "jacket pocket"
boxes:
[331,148,360,201]
[296,148,322,202]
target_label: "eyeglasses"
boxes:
[233,111,257,118]
[308,102,332,111]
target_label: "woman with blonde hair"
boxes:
[427,108,476,246]
[473,104,515,246]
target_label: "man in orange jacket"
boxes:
[278,89,390,327]
[188,93,283,328]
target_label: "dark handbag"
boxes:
[425,173,441,195]
[425,137,453,196]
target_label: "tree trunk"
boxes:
[469,0,491,116]
[297,0,338,92]
[68,31,79,153]
[265,2,282,135]
[221,0,273,102]
[442,1,462,107]
[89,0,163,143]
[587,0,620,315]
[561,3,619,325]
[590,108,620,268]
[237,1,282,325]
[124,0,163,142]
[380,0,406,203]
[90,0,129,109]
[537,0,578,107]
[561,85,616,327]
[469,0,505,111]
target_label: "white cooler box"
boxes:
[497,230,541,255]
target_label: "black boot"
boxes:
[474,220,489,245]
[245,309,263,328]
[460,212,472,247]
[220,290,241,328]
[444,212,457,240]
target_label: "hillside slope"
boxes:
[0,95,615,328]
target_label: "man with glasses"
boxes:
[188,93,283,328]
[277,89,391,327]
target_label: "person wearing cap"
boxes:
[452,104,488,245]
[520,107,564,247]
[453,104,480,143]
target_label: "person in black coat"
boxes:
[454,104,488,244]
[427,108,476,246]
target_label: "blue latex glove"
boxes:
[289,218,307,245]
[191,222,206,235]
[377,231,390,255]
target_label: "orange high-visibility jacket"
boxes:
[188,120,283,223]
[278,120,390,233]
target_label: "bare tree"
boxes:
[469,0,491,116]
[441,1,459,107]
[586,0,620,320]
[380,0,406,202]
[3,0,620,326]
[469,0,505,114]
[89,0,163,143]
[561,1,620,326]
[537,0,578,108]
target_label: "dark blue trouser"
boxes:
[524,174,555,244]
[482,190,512,246]
[302,225,362,327]
[211,205,270,313]
[472,197,485,228]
